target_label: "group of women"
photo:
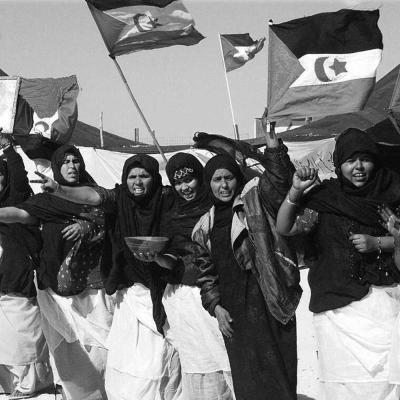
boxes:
[0,125,400,400]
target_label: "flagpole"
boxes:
[218,34,240,140]
[111,57,167,162]
[99,111,104,148]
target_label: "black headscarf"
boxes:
[51,144,95,187]
[166,152,204,187]
[106,154,175,333]
[17,145,103,295]
[204,154,245,228]
[117,154,164,236]
[19,145,96,223]
[0,148,39,297]
[163,153,211,250]
[304,128,400,226]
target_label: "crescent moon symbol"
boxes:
[314,57,331,82]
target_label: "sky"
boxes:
[0,0,399,146]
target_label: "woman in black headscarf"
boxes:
[35,153,181,400]
[143,152,235,399]
[276,128,400,400]
[192,133,300,400]
[0,144,111,400]
[0,136,53,399]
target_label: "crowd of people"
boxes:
[0,121,400,400]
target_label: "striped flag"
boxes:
[220,34,265,72]
[86,0,204,57]
[267,9,383,121]
[11,76,79,159]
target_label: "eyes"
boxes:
[63,157,80,165]
[174,176,195,186]
[343,156,373,164]
[127,173,151,180]
[212,174,235,182]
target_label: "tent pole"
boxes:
[99,111,104,148]
[111,57,167,162]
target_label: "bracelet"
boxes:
[377,236,382,255]
[286,197,298,206]
[53,182,60,193]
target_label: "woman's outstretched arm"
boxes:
[276,166,318,235]
[0,207,37,225]
[32,171,101,205]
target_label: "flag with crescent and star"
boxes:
[267,9,383,121]
[8,75,79,159]
[86,0,204,57]
[220,34,265,72]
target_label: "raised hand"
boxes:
[30,171,59,193]
[292,166,318,192]
[214,304,234,338]
[379,205,400,242]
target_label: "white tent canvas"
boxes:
[18,138,336,193]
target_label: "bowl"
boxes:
[124,236,169,254]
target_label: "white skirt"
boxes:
[37,287,114,400]
[314,285,400,400]
[0,293,47,365]
[163,284,235,399]
[162,284,231,374]
[36,287,114,351]
[105,284,182,400]
[0,293,53,394]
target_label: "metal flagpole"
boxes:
[111,57,167,162]
[218,34,240,140]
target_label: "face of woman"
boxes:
[60,154,81,184]
[174,175,200,201]
[210,168,237,202]
[126,167,153,197]
[340,153,375,187]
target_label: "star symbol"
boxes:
[329,58,347,76]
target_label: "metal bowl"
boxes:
[124,236,169,254]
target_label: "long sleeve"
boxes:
[4,146,31,205]
[192,226,221,316]
[259,140,295,218]
[92,186,118,214]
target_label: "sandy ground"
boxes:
[0,270,318,400]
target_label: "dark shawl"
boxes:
[304,128,400,226]
[17,145,104,295]
[0,147,40,297]
[103,154,175,333]
[161,153,212,285]
[164,152,211,243]
[202,154,247,287]
[301,128,400,312]
[0,159,10,205]
[204,154,245,227]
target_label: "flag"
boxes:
[389,68,400,115]
[86,0,204,57]
[267,9,383,121]
[220,34,265,72]
[11,75,79,159]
